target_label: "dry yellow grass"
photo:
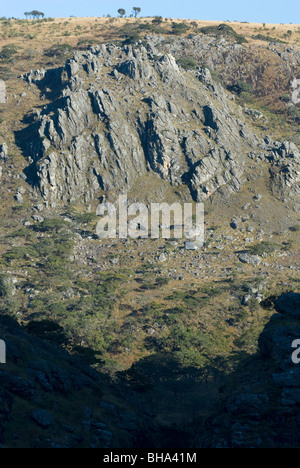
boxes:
[0,17,299,53]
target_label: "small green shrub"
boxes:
[138,23,165,34]
[65,207,97,225]
[34,218,70,232]
[4,245,38,262]
[122,31,142,45]
[152,16,163,25]
[176,56,198,70]
[172,22,190,35]
[200,23,247,44]
[248,241,280,256]
[252,33,286,44]
[156,277,170,286]
[228,80,254,96]
[0,44,20,61]
[45,43,73,57]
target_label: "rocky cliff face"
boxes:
[18,39,300,207]
[266,140,300,203]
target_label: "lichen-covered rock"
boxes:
[23,68,46,84]
[238,252,262,266]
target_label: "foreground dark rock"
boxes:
[197,293,300,448]
[0,315,160,448]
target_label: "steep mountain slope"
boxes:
[0,18,299,448]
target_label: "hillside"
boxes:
[0,16,299,448]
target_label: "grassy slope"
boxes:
[0,17,299,50]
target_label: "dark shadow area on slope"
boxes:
[116,352,237,447]
[0,313,230,448]
[0,314,156,447]
[14,96,71,188]
[1,293,299,448]
[197,293,300,448]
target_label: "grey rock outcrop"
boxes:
[151,34,300,107]
[0,142,8,180]
[238,252,262,266]
[0,143,8,161]
[23,69,46,84]
[18,41,299,207]
[268,141,300,201]
[0,80,6,104]
[247,137,300,202]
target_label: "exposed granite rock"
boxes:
[18,41,299,208]
[150,34,300,107]
[238,252,262,266]
[17,43,257,205]
[267,141,300,202]
[23,68,46,84]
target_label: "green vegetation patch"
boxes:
[200,23,248,44]
[252,33,286,44]
[176,56,198,70]
[248,241,281,256]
